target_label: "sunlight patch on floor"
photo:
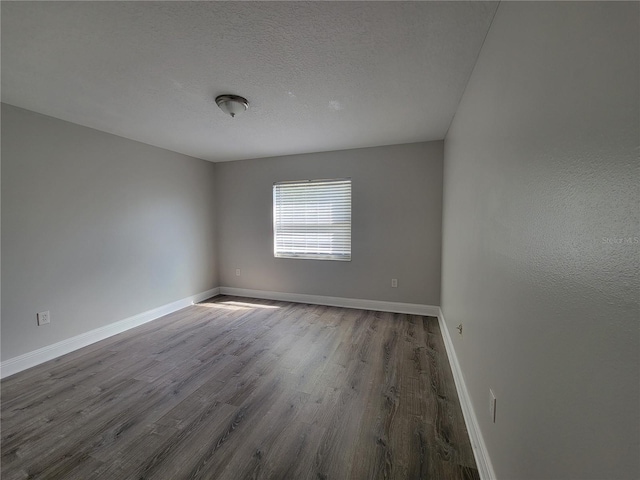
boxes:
[223,301,280,309]
[195,300,280,310]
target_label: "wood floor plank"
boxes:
[215,389,311,480]
[1,295,479,479]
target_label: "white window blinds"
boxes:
[273,179,351,261]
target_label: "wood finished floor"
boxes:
[1,296,478,480]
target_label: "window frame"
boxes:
[272,178,352,262]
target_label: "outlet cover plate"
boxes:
[489,388,496,422]
[37,311,51,326]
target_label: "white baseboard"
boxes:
[437,308,496,480]
[0,287,220,379]
[219,287,440,317]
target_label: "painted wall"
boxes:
[216,142,443,306]
[1,104,218,361]
[441,3,639,479]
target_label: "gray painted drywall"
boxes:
[216,142,443,305]
[1,104,218,361]
[442,3,639,479]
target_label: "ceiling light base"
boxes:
[215,94,249,118]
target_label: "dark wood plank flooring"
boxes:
[1,296,479,480]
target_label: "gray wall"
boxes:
[441,3,639,479]
[1,104,218,361]
[216,142,443,305]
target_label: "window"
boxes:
[273,178,351,261]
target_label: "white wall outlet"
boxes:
[235,269,241,276]
[489,388,497,423]
[37,311,51,326]
[391,278,398,288]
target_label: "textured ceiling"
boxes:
[1,1,498,162]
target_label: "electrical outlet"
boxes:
[489,389,497,423]
[236,269,241,276]
[37,311,51,326]
[391,278,398,288]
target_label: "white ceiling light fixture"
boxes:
[215,94,249,118]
